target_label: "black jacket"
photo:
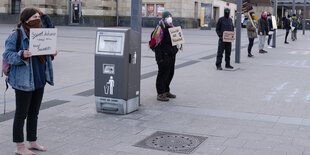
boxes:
[283,18,291,30]
[154,24,178,61]
[258,18,269,35]
[41,14,54,28]
[216,17,234,38]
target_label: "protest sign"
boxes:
[223,31,235,42]
[29,28,57,56]
[272,16,277,30]
[168,26,184,46]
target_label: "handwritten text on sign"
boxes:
[168,26,185,46]
[223,31,235,43]
[29,28,57,56]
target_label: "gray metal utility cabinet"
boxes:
[95,28,141,115]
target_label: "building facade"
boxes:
[0,0,237,28]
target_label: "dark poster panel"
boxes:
[200,3,212,30]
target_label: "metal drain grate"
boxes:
[134,131,207,154]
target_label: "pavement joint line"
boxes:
[0,79,94,105]
[0,99,69,123]
[74,32,288,97]
[166,105,310,127]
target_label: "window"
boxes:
[142,3,165,17]
[11,0,21,14]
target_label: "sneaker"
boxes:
[216,66,223,70]
[267,46,272,48]
[157,94,169,102]
[262,50,268,53]
[248,54,254,57]
[165,92,176,98]
[285,42,289,44]
[225,65,234,69]
[259,50,264,54]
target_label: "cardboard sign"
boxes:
[223,31,235,42]
[272,16,277,30]
[168,26,185,46]
[29,28,57,56]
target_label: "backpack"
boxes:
[2,28,21,77]
[292,19,298,27]
[149,29,156,52]
[1,28,21,115]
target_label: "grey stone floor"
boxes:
[1,24,310,155]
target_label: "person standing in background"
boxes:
[215,8,234,70]
[257,11,269,54]
[267,12,274,48]
[283,15,291,44]
[246,12,257,57]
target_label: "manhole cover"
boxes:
[134,131,207,154]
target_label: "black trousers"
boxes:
[248,38,255,54]
[13,88,44,142]
[285,29,290,42]
[216,39,231,67]
[268,34,272,46]
[156,54,176,94]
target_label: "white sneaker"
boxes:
[267,46,272,48]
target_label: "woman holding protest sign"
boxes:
[2,7,58,155]
[150,11,179,102]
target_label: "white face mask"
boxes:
[166,17,173,24]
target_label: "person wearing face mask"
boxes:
[246,12,257,57]
[3,8,58,155]
[257,11,269,54]
[215,8,234,70]
[153,11,179,101]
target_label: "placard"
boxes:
[168,26,185,46]
[29,28,57,56]
[223,31,235,42]
[272,16,277,30]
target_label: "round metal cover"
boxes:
[145,134,201,152]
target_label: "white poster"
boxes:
[168,26,185,46]
[29,28,57,56]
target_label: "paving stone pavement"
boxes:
[0,24,310,155]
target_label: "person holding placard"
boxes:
[215,8,234,70]
[246,12,257,57]
[2,8,58,155]
[153,11,179,102]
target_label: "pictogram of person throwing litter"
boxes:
[104,76,115,95]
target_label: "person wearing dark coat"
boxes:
[154,11,179,102]
[283,15,291,44]
[257,11,269,54]
[246,12,257,57]
[215,8,234,70]
[267,12,274,48]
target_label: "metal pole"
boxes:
[131,0,142,33]
[235,0,242,63]
[272,0,277,48]
[116,0,119,26]
[293,0,296,15]
[303,0,306,35]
